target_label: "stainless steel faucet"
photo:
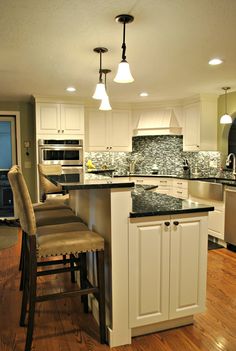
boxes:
[226,153,236,175]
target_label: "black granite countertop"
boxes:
[47,173,214,217]
[47,173,135,190]
[115,173,236,187]
[130,190,214,217]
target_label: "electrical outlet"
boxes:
[209,160,218,168]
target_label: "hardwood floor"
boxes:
[0,232,236,351]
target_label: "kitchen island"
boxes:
[48,173,214,347]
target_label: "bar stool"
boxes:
[8,166,106,351]
[38,164,69,203]
[9,166,83,290]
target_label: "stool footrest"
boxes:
[37,266,80,276]
[36,287,99,302]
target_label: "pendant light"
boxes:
[220,87,232,124]
[92,47,108,100]
[99,69,112,111]
[114,14,134,83]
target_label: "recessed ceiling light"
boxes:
[208,58,223,66]
[66,87,76,92]
[140,92,149,97]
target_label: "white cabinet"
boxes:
[171,179,188,199]
[36,103,84,137]
[189,195,225,241]
[183,95,218,151]
[129,213,208,328]
[85,109,132,152]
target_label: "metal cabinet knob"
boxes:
[173,221,179,226]
[58,130,60,133]
[62,130,64,133]
[164,221,170,226]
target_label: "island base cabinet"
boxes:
[129,214,208,329]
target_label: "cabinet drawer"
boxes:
[172,188,188,199]
[173,179,188,190]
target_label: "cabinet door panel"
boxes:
[129,221,169,327]
[169,216,208,319]
[60,104,84,135]
[37,103,60,134]
[86,110,108,151]
[183,103,200,151]
[109,110,132,151]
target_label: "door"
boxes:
[0,117,16,168]
[0,116,17,217]
[60,104,84,135]
[169,214,208,319]
[36,103,61,134]
[129,218,170,327]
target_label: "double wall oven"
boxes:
[38,139,83,173]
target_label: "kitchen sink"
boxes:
[189,180,224,201]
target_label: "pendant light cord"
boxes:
[225,89,227,114]
[122,21,127,61]
[99,51,103,83]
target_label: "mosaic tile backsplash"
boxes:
[85,135,225,177]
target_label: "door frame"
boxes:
[0,111,21,167]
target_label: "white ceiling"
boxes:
[0,0,236,103]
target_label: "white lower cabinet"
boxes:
[129,213,208,328]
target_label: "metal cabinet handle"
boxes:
[164,221,170,226]
[62,130,64,133]
[110,146,112,150]
[106,147,109,149]
[58,130,60,133]
[173,221,179,226]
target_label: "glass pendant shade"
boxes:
[114,60,134,83]
[220,87,232,124]
[92,82,107,100]
[220,114,232,124]
[99,94,112,110]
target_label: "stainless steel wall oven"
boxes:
[38,139,83,168]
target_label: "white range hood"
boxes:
[133,109,182,136]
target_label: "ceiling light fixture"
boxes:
[220,87,232,124]
[66,87,76,92]
[99,69,112,111]
[208,58,223,65]
[92,47,108,100]
[114,14,134,84]
[140,92,149,97]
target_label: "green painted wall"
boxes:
[218,91,236,165]
[0,101,36,201]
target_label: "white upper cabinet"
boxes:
[85,108,132,152]
[36,102,84,137]
[183,95,218,151]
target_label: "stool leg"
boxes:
[70,254,76,283]
[20,245,29,327]
[19,230,25,271]
[25,237,37,351]
[20,231,26,290]
[96,250,106,344]
[80,252,88,313]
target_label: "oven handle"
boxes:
[39,146,83,150]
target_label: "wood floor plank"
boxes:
[0,231,236,351]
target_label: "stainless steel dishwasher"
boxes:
[225,188,236,247]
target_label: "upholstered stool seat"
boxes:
[37,222,104,258]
